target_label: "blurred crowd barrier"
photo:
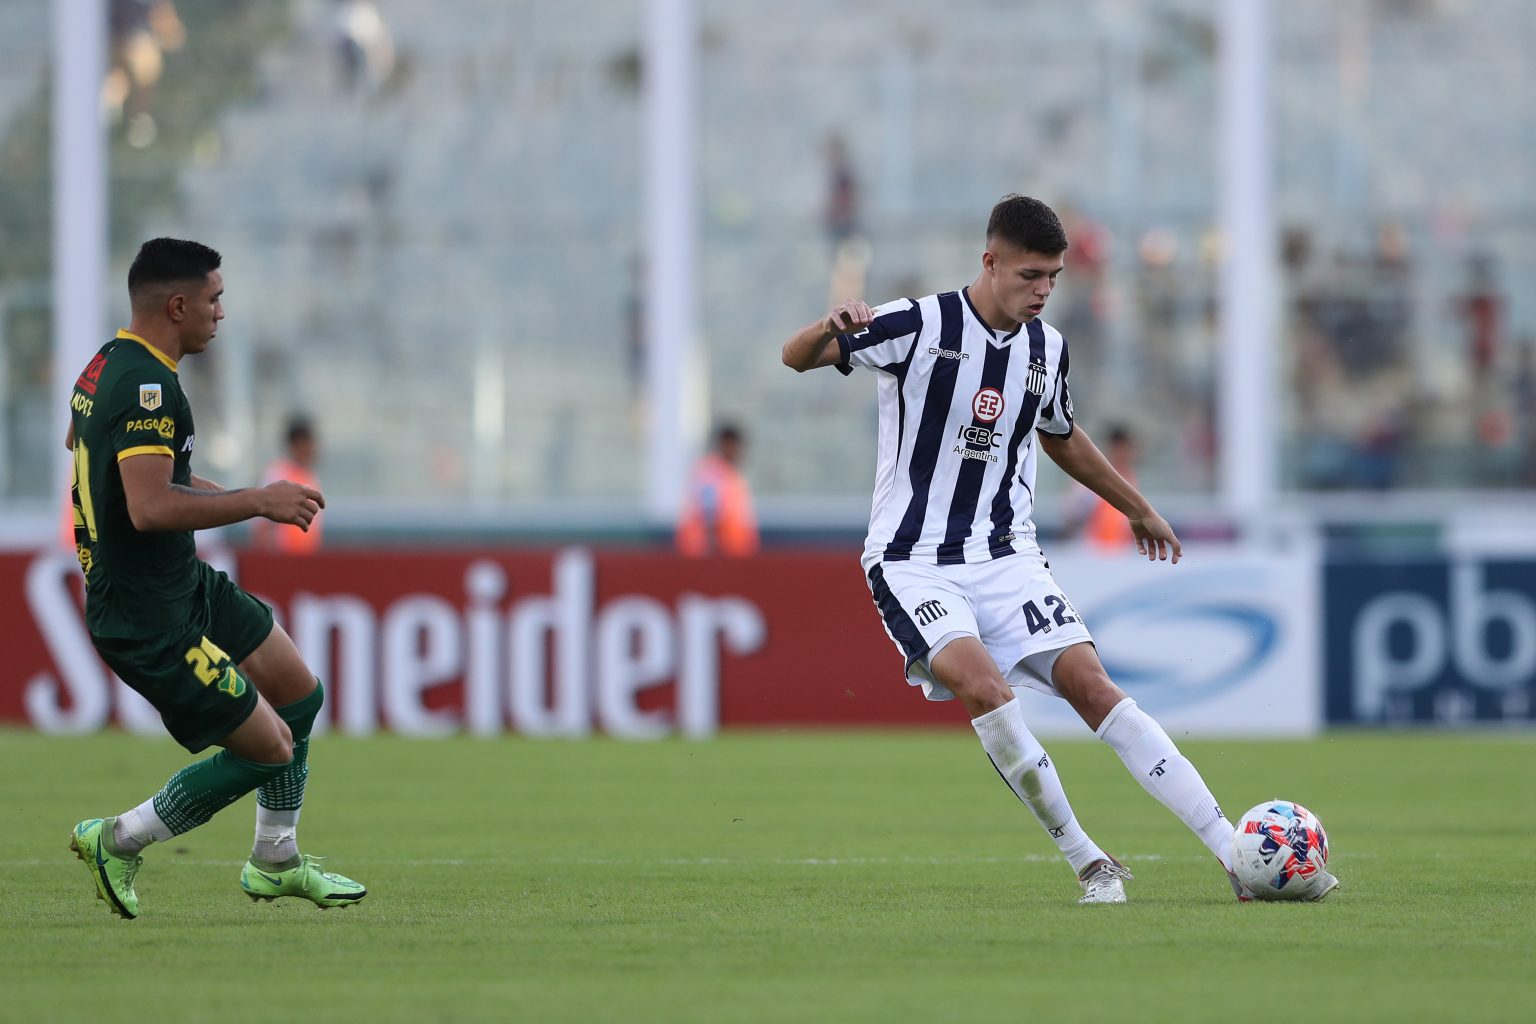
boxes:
[5,543,1532,738]
[1,0,1534,524]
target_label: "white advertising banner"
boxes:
[1012,543,1321,737]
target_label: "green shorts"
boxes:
[92,562,275,753]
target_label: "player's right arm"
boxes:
[120,455,324,533]
[781,299,876,372]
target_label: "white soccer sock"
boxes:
[252,807,301,866]
[1096,698,1234,869]
[113,799,173,855]
[972,699,1108,875]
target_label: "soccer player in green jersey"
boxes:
[66,238,366,918]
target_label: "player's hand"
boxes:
[1128,511,1182,564]
[824,299,875,338]
[259,479,325,531]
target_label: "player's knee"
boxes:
[1057,664,1124,730]
[257,722,295,765]
[954,672,1012,714]
[243,736,292,767]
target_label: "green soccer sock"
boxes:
[253,679,324,867]
[150,750,290,837]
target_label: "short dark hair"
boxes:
[286,415,315,446]
[986,195,1068,255]
[128,238,222,300]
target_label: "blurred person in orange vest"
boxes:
[252,415,323,553]
[676,423,759,557]
[1069,424,1138,552]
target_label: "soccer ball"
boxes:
[1229,800,1332,900]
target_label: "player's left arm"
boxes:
[189,475,226,492]
[1038,426,1182,563]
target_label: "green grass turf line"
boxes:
[1,729,1532,1023]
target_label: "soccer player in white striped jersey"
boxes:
[782,194,1260,904]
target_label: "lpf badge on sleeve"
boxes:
[139,383,163,410]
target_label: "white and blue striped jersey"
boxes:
[836,288,1075,571]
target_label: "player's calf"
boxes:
[971,697,1114,881]
[1096,698,1237,873]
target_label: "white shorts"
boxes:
[864,551,1094,701]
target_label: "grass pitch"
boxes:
[2,729,1532,1023]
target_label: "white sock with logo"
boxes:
[972,699,1108,875]
[112,799,173,856]
[1096,698,1234,869]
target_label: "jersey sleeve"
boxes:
[835,298,922,375]
[107,366,180,462]
[1036,340,1075,438]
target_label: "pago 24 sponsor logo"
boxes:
[1090,572,1281,708]
[1325,559,1536,724]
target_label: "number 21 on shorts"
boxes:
[183,636,247,698]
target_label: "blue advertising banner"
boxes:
[1014,546,1320,737]
[1324,559,1536,725]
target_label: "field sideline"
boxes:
[2,729,1532,1023]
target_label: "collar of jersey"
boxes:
[116,329,179,372]
[960,287,1022,345]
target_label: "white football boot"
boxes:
[1306,870,1340,901]
[1078,857,1134,904]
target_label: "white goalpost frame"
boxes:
[51,0,109,521]
[1217,0,1278,526]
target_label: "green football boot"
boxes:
[240,854,367,909]
[69,818,142,920]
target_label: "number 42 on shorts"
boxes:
[183,636,247,698]
[1022,594,1079,635]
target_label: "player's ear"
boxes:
[166,291,186,322]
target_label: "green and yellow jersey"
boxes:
[69,329,200,640]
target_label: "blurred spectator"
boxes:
[1355,410,1408,490]
[1458,253,1504,376]
[1517,340,1536,485]
[1051,202,1111,366]
[625,254,647,402]
[1058,203,1110,296]
[252,416,324,553]
[1280,225,1313,274]
[103,0,185,126]
[823,133,870,308]
[823,133,860,247]
[1285,222,1419,489]
[676,423,759,558]
[333,0,395,95]
[1065,425,1138,552]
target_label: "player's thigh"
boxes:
[865,561,980,671]
[927,635,1013,715]
[200,562,314,707]
[1049,641,1126,731]
[94,628,260,754]
[238,621,317,708]
[970,552,1093,695]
